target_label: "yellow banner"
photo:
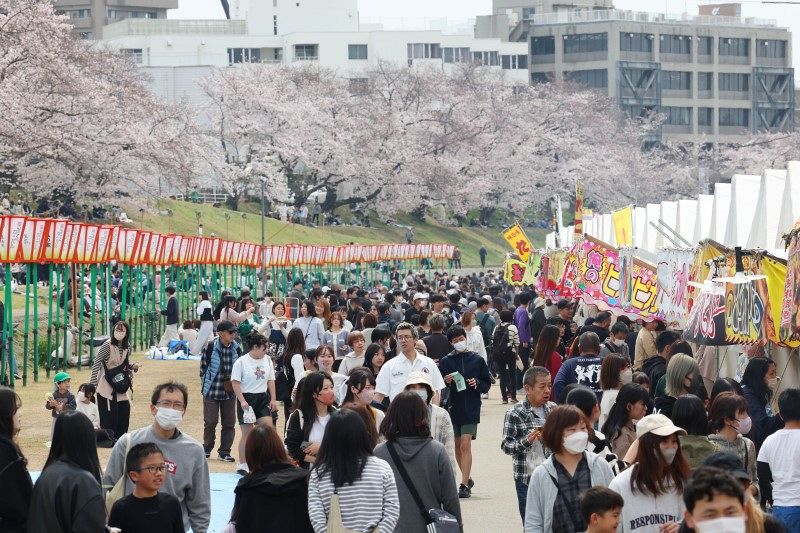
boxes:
[574,181,585,236]
[763,256,800,347]
[612,206,633,247]
[502,223,533,262]
[505,258,537,286]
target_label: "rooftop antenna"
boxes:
[220,0,231,19]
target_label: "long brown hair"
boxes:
[532,324,560,370]
[245,425,290,472]
[630,432,689,496]
[600,354,629,390]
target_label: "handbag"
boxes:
[515,356,524,371]
[327,489,378,533]
[386,442,460,533]
[105,434,132,515]
[103,350,132,397]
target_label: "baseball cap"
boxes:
[413,292,427,301]
[700,452,750,481]
[635,414,687,439]
[405,371,433,388]
[217,320,237,333]
[54,371,71,383]
[557,299,572,310]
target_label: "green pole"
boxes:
[53,266,61,373]
[2,265,11,387]
[76,266,85,371]
[32,265,39,382]
[22,264,31,385]
[46,264,53,378]
[62,266,69,371]
[89,264,97,367]
[121,265,128,320]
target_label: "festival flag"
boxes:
[502,223,533,263]
[612,206,634,247]
[574,181,585,236]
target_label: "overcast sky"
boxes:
[172,0,800,70]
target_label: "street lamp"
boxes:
[224,212,231,239]
[241,213,247,241]
[260,176,268,297]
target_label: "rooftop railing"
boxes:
[103,19,247,38]
[529,9,778,29]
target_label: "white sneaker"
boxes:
[481,393,489,399]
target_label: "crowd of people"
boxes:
[1,267,799,533]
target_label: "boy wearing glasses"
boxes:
[109,442,184,533]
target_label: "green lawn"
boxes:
[124,199,548,269]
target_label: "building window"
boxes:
[698,107,713,126]
[472,51,499,66]
[274,15,278,35]
[228,48,262,64]
[501,54,528,69]
[294,44,318,60]
[348,78,369,95]
[69,8,91,18]
[565,69,608,88]
[620,32,653,53]
[522,7,536,19]
[719,37,749,57]
[348,44,368,60]
[531,72,551,84]
[698,36,713,55]
[407,43,442,61]
[698,72,713,91]
[78,31,92,39]
[443,47,471,63]
[564,33,608,54]
[719,73,749,92]
[661,71,691,90]
[531,36,555,55]
[120,48,143,65]
[664,106,691,125]
[660,34,691,54]
[757,39,787,58]
[719,108,749,127]
[131,11,156,18]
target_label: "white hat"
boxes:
[449,281,458,288]
[446,288,458,296]
[413,292,427,301]
[468,301,478,311]
[635,414,687,439]
[321,286,330,292]
[405,370,433,388]
[534,297,546,309]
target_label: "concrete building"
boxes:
[54,0,178,39]
[98,0,529,106]
[475,0,613,41]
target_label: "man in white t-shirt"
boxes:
[757,388,800,533]
[230,333,276,475]
[375,322,445,405]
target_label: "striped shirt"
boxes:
[308,456,400,533]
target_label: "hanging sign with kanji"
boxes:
[502,223,533,263]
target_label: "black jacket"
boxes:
[284,407,337,469]
[0,438,32,532]
[529,307,546,346]
[438,351,491,426]
[643,355,666,398]
[27,460,106,533]
[653,395,677,418]
[231,463,313,533]
[161,296,178,325]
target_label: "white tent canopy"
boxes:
[692,194,714,243]
[747,169,787,254]
[723,174,761,247]
[709,182,731,244]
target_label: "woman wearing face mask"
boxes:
[284,372,338,469]
[531,324,563,381]
[608,413,690,533]
[524,405,615,532]
[653,353,700,419]
[602,382,650,459]
[342,368,384,435]
[707,392,759,498]
[599,354,632,428]
[0,386,32,530]
[741,357,783,449]
[403,371,457,473]
[315,345,348,405]
[90,320,140,440]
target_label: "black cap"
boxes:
[557,299,571,309]
[217,320,237,333]
[700,452,750,481]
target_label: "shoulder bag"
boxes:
[387,442,460,533]
[105,433,132,515]
[326,488,378,533]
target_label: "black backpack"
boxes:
[103,353,132,397]
[274,358,295,402]
[492,325,515,364]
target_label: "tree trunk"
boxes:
[479,207,496,225]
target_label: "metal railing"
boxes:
[529,9,777,28]
[103,19,247,38]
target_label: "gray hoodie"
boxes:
[103,425,211,533]
[374,437,462,532]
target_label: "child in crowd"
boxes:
[581,487,624,533]
[108,442,184,533]
[76,383,115,446]
[45,372,76,436]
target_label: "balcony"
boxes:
[620,51,654,62]
[660,52,691,64]
[719,90,750,100]
[756,56,788,67]
[697,54,713,64]
[698,90,713,99]
[563,51,608,63]
[719,54,750,65]
[293,56,319,61]
[661,89,691,99]
[531,53,555,64]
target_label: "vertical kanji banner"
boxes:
[501,223,533,262]
[574,181,584,236]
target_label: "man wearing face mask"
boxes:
[103,381,211,533]
[682,466,750,533]
[438,325,492,499]
[599,322,630,362]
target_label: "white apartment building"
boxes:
[99,0,530,105]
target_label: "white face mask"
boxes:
[410,388,429,403]
[113,330,126,341]
[563,431,589,454]
[734,416,752,435]
[155,407,183,431]
[358,388,375,405]
[453,341,468,353]
[660,446,678,465]
[613,338,626,347]
[696,516,746,533]
[620,368,633,385]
